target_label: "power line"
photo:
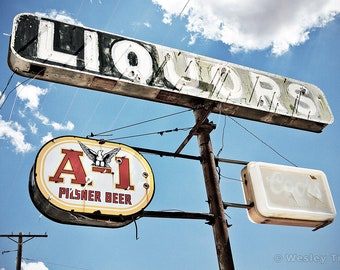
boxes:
[0,77,30,111]
[88,108,192,137]
[107,126,192,141]
[217,114,227,157]
[0,71,15,101]
[0,70,44,112]
[179,0,191,17]
[75,0,85,20]
[161,0,191,44]
[227,116,298,167]
[219,174,243,183]
[104,0,122,31]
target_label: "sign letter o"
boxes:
[111,40,154,84]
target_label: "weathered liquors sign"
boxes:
[29,136,155,228]
[9,13,333,132]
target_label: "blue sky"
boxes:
[1,0,340,269]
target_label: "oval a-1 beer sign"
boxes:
[29,136,155,228]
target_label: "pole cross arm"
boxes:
[175,103,216,154]
[0,233,48,238]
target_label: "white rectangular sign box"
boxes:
[241,162,336,230]
[8,13,333,132]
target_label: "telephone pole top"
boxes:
[0,232,48,270]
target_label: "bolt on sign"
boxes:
[29,136,155,228]
[9,13,333,132]
[241,162,336,230]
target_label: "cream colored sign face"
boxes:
[34,136,154,216]
[242,162,336,229]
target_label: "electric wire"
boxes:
[38,0,88,118]
[0,75,41,111]
[75,0,85,20]
[62,89,79,123]
[80,94,104,135]
[219,174,243,182]
[106,126,192,141]
[8,90,18,121]
[161,0,191,44]
[107,97,129,131]
[227,116,298,167]
[139,1,156,29]
[0,71,15,101]
[88,108,192,137]
[104,0,122,31]
[179,0,191,17]
[216,113,297,183]
[216,114,227,157]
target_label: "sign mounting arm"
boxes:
[175,103,215,154]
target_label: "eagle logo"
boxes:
[78,141,121,168]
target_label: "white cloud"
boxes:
[144,22,152,28]
[29,122,38,134]
[132,21,152,29]
[34,112,49,125]
[16,83,48,111]
[153,0,340,55]
[0,116,33,153]
[51,121,74,131]
[153,0,189,24]
[162,13,173,25]
[22,261,48,270]
[34,112,74,131]
[41,132,53,145]
[90,0,103,4]
[35,10,83,26]
[188,33,198,46]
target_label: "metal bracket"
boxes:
[140,210,214,223]
[223,202,254,209]
[175,103,216,154]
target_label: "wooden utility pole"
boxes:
[0,232,48,270]
[194,107,235,270]
[16,233,23,270]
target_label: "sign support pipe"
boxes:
[194,107,235,270]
